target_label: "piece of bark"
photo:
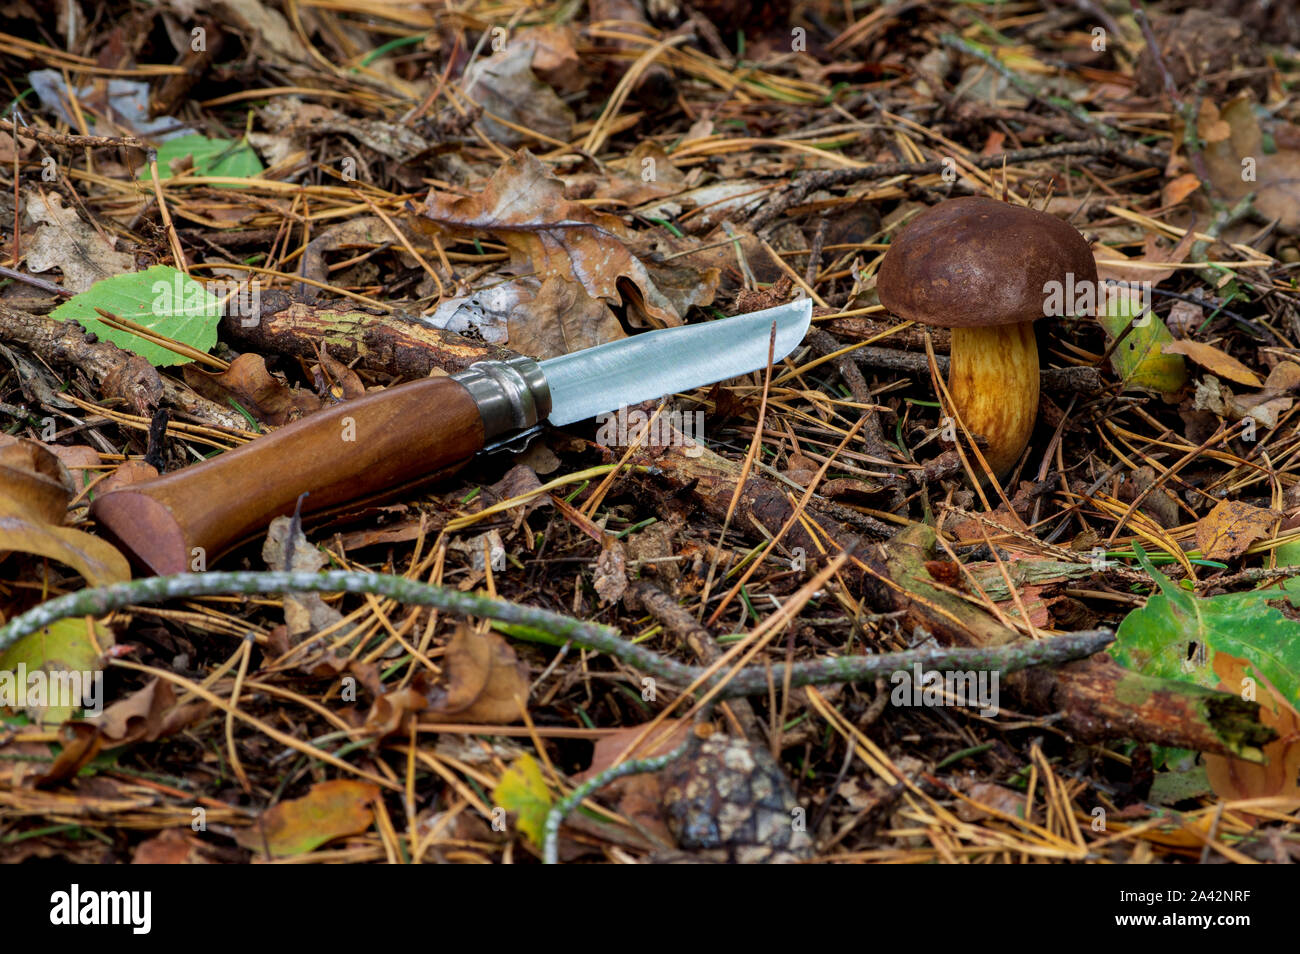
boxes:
[1010,656,1272,760]
[0,302,246,430]
[227,289,512,377]
[872,523,1273,759]
[824,316,949,351]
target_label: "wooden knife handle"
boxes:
[89,376,486,576]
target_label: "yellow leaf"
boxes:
[492,754,553,848]
[0,618,113,725]
[1162,339,1262,387]
[0,499,130,586]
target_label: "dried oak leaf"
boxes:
[425,626,529,724]
[23,191,134,293]
[425,274,625,359]
[420,151,717,329]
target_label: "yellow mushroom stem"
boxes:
[947,322,1039,478]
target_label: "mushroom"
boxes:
[877,196,1097,477]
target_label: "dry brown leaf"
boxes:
[1195,500,1279,561]
[425,626,530,724]
[1162,172,1202,207]
[0,131,35,162]
[571,719,692,847]
[363,686,427,738]
[519,24,587,94]
[421,151,717,329]
[950,505,1028,543]
[311,344,365,401]
[0,439,73,525]
[957,781,1028,822]
[1205,657,1300,809]
[1265,360,1300,392]
[34,723,102,786]
[132,828,215,864]
[87,678,176,746]
[1195,375,1294,429]
[566,142,688,208]
[1094,230,1195,288]
[427,274,625,359]
[1196,95,1300,231]
[184,352,321,425]
[484,463,549,531]
[97,459,159,494]
[0,499,131,586]
[581,719,691,778]
[464,43,575,147]
[995,584,1050,628]
[1163,339,1263,387]
[236,780,380,857]
[594,539,628,605]
[262,516,343,639]
[23,191,134,293]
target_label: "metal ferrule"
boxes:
[451,355,552,442]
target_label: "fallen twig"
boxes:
[0,570,1114,697]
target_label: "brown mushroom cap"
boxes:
[877,197,1098,329]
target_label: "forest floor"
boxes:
[2,0,1300,864]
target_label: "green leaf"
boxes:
[1111,544,1300,705]
[0,618,112,725]
[50,265,220,367]
[1097,289,1187,394]
[139,134,262,187]
[491,620,569,648]
[492,753,553,848]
